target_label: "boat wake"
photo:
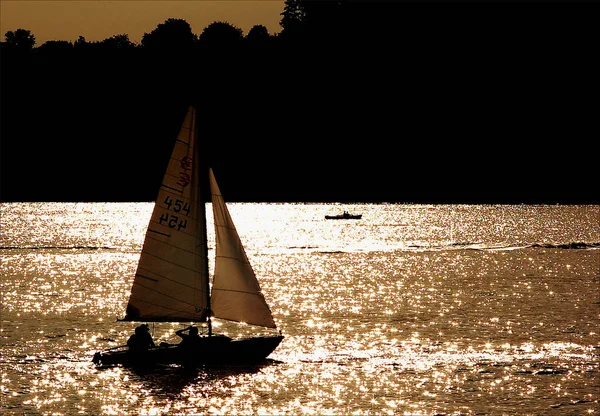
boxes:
[300,240,600,255]
[528,241,600,250]
[417,240,600,252]
[0,245,117,251]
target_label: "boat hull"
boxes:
[325,215,362,220]
[92,335,284,368]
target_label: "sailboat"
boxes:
[92,106,283,367]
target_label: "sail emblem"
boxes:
[177,156,193,187]
[180,156,192,170]
[177,173,191,188]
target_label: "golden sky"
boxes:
[1,1,285,45]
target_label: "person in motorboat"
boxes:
[127,324,156,354]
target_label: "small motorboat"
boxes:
[325,211,362,220]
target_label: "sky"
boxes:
[0,1,285,45]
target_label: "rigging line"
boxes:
[135,265,204,290]
[214,222,243,234]
[211,288,268,297]
[214,254,253,267]
[137,251,201,274]
[147,228,171,238]
[129,288,204,309]
[160,185,185,195]
[133,273,159,283]
[158,181,192,193]
[143,229,200,249]
[213,315,278,329]
[163,170,188,181]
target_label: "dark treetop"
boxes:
[1,0,598,204]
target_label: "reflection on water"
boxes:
[92,360,280,415]
[1,203,599,414]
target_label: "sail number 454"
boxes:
[159,196,191,230]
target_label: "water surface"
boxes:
[1,203,598,415]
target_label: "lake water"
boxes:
[1,202,599,415]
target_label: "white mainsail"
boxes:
[209,169,277,328]
[124,107,209,322]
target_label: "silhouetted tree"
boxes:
[73,36,87,48]
[247,24,269,41]
[278,0,346,46]
[4,29,36,50]
[37,40,73,52]
[101,34,136,49]
[246,24,273,48]
[72,35,104,54]
[301,0,344,32]
[141,18,197,50]
[198,21,243,47]
[280,0,306,33]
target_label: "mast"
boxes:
[195,107,212,336]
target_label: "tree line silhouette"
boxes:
[1,0,598,203]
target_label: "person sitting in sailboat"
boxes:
[127,324,155,354]
[175,325,202,351]
[175,325,203,366]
